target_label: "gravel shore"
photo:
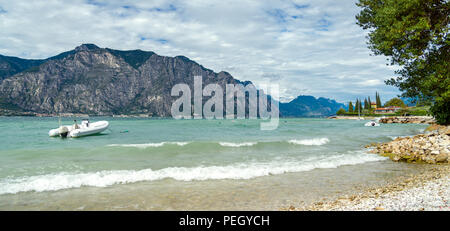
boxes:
[284,124,450,211]
[288,165,449,211]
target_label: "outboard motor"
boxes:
[59,126,69,138]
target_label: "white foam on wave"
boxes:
[218,142,258,147]
[0,151,387,195]
[108,142,189,148]
[288,138,330,146]
[388,134,416,140]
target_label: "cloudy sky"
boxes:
[0,0,401,103]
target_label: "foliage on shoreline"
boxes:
[336,105,430,117]
[356,0,450,125]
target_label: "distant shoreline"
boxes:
[0,114,436,122]
[329,115,435,124]
[0,113,331,119]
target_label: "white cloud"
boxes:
[0,0,400,103]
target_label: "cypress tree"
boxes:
[376,92,382,108]
[375,92,377,106]
[355,99,360,113]
[364,98,369,109]
[348,101,354,112]
[368,96,372,109]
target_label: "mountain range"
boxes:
[0,44,344,117]
[280,95,345,117]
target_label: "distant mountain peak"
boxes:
[75,44,100,52]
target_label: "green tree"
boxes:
[348,101,354,112]
[364,98,369,109]
[416,97,433,107]
[376,92,382,108]
[355,99,360,113]
[368,96,372,108]
[384,97,407,108]
[396,108,410,116]
[356,0,450,124]
[337,108,346,115]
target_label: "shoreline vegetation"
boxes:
[285,122,449,211]
[329,115,435,123]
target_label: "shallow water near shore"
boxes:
[0,117,429,210]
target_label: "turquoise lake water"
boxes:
[0,117,429,210]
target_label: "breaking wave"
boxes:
[218,142,258,147]
[0,151,386,195]
[108,142,190,148]
[288,138,330,146]
[107,138,330,149]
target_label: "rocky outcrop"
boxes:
[379,116,435,124]
[369,126,450,164]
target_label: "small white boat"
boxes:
[49,119,109,138]
[365,121,380,127]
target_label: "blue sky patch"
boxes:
[151,4,177,13]
[317,18,332,31]
[155,39,168,44]
[86,0,107,7]
[140,37,168,45]
[267,9,289,24]
[293,4,309,9]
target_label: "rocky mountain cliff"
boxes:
[0,44,343,117]
[0,44,242,116]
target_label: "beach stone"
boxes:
[436,154,448,163]
[369,125,449,165]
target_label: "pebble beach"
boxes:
[286,123,450,211]
[294,165,449,211]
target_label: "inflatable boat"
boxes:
[49,119,109,138]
